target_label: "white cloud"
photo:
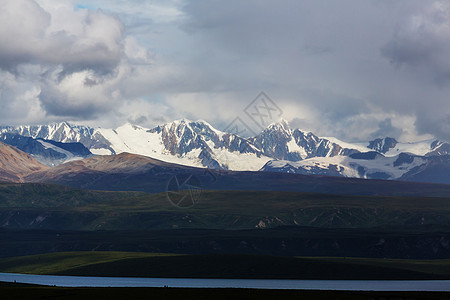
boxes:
[0,0,142,122]
[0,0,124,73]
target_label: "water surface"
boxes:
[0,273,449,291]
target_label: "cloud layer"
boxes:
[0,0,153,124]
[0,0,449,142]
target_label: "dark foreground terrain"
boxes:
[1,182,450,231]
[0,181,449,298]
[1,225,449,259]
[0,251,450,280]
[0,283,449,300]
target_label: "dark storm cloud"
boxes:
[39,83,106,119]
[179,0,450,141]
[301,89,369,120]
[301,45,333,56]
[172,0,413,141]
[370,118,404,140]
[381,1,450,85]
[415,111,450,141]
[379,1,450,141]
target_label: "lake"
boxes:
[0,273,449,291]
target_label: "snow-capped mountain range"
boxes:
[0,119,449,183]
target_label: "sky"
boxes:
[0,0,449,142]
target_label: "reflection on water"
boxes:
[0,273,449,291]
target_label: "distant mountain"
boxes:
[261,152,450,185]
[426,140,450,156]
[261,152,421,179]
[1,121,269,171]
[0,133,92,167]
[1,120,448,177]
[0,119,368,171]
[0,122,114,154]
[399,155,450,185]
[0,142,48,182]
[248,119,361,161]
[367,137,398,154]
[126,119,267,170]
[366,136,450,157]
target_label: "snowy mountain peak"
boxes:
[170,118,192,126]
[1,119,449,174]
[427,140,450,156]
[117,122,146,132]
[250,119,302,161]
[195,119,212,126]
[194,119,221,131]
[266,118,291,133]
[58,121,73,128]
[366,137,448,157]
[368,137,398,154]
[0,123,113,155]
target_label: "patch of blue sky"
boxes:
[75,3,97,11]
[144,95,164,104]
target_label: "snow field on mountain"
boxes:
[263,154,427,180]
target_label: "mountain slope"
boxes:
[23,152,195,191]
[261,152,427,179]
[96,120,270,171]
[0,122,114,155]
[249,120,363,161]
[367,137,450,157]
[0,133,92,167]
[23,152,450,198]
[400,155,450,184]
[0,142,49,182]
[261,152,450,184]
